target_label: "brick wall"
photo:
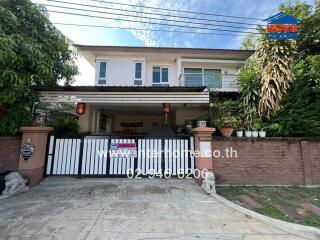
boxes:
[212,138,320,185]
[0,136,21,172]
[308,141,320,184]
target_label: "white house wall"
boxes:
[145,59,177,86]
[93,53,242,88]
[96,57,146,86]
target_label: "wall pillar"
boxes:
[192,127,215,185]
[19,127,53,186]
[300,141,313,186]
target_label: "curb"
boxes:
[211,193,320,240]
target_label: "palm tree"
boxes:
[256,38,296,119]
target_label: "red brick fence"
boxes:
[0,134,319,186]
[212,137,320,185]
[0,136,21,172]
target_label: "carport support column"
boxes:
[192,127,215,185]
[19,127,53,186]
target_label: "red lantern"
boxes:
[163,103,170,113]
[76,102,86,115]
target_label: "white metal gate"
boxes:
[45,135,195,177]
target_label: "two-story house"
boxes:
[35,45,253,136]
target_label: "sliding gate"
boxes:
[45,135,195,177]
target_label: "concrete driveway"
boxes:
[0,178,315,240]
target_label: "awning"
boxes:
[33,86,209,104]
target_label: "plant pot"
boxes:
[252,130,258,137]
[219,128,234,137]
[197,120,207,128]
[259,130,266,138]
[245,130,252,137]
[236,130,243,137]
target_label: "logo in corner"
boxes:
[265,12,300,40]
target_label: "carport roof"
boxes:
[32,86,207,92]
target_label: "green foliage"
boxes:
[215,115,240,128]
[237,0,319,136]
[271,55,320,136]
[210,98,241,128]
[269,4,320,137]
[32,102,80,135]
[51,115,79,135]
[316,0,320,13]
[217,186,320,227]
[0,0,78,135]
[296,11,320,57]
[237,60,260,125]
[240,33,259,50]
[279,0,312,20]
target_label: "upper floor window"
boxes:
[135,62,142,79]
[184,68,221,88]
[152,66,169,86]
[134,62,143,85]
[98,61,107,85]
[204,69,222,88]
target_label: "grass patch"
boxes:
[216,186,320,227]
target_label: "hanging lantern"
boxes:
[162,103,170,125]
[76,102,86,115]
[162,103,170,113]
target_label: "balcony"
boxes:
[178,73,238,92]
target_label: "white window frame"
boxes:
[152,65,169,85]
[96,60,108,85]
[133,60,145,86]
[183,67,222,88]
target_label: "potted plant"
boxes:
[243,121,252,137]
[252,120,260,137]
[245,130,252,137]
[236,128,244,137]
[236,120,244,137]
[258,121,268,137]
[216,116,239,137]
[259,128,266,137]
[252,119,267,137]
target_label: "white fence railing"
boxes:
[178,73,238,91]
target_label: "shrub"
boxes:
[51,115,79,135]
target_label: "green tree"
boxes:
[296,11,320,57]
[279,0,312,20]
[0,0,78,135]
[316,0,320,13]
[255,0,311,119]
[270,8,320,136]
[241,33,259,50]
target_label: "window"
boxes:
[184,68,221,88]
[134,62,143,85]
[184,68,202,86]
[152,66,169,86]
[98,61,107,85]
[204,69,222,88]
[135,62,142,79]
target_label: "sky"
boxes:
[31,0,316,85]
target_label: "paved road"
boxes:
[0,178,315,240]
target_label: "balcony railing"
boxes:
[178,73,238,91]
